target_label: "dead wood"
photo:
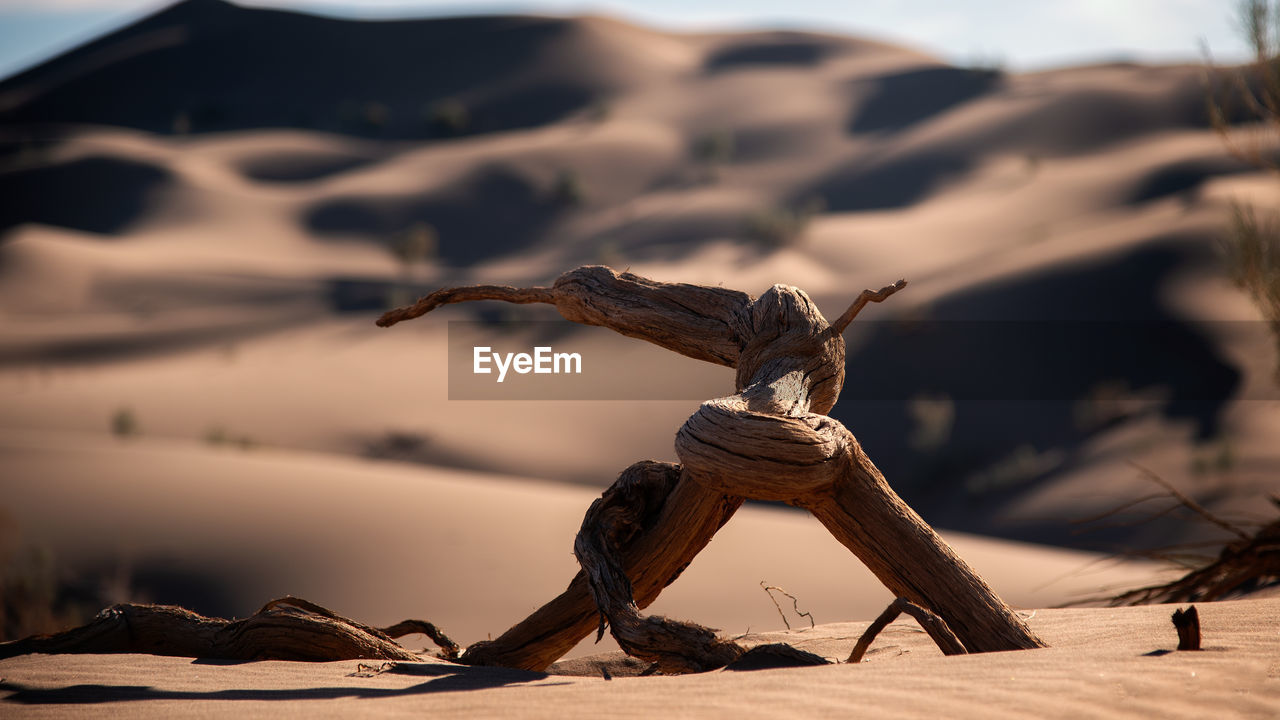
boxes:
[461,461,743,671]
[390,266,1042,669]
[1172,606,1201,651]
[0,597,448,662]
[6,265,1045,671]
[725,643,830,671]
[573,461,746,673]
[847,597,967,664]
[1086,471,1280,607]
[760,582,814,630]
[1105,514,1280,605]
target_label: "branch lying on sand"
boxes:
[847,597,967,663]
[4,265,1045,673]
[0,597,457,662]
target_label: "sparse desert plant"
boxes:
[426,99,469,136]
[110,407,138,438]
[172,110,191,135]
[1,545,87,641]
[387,222,436,309]
[204,426,256,450]
[907,393,955,452]
[1024,153,1041,177]
[10,138,52,171]
[1208,1,1280,381]
[391,222,437,268]
[551,168,585,207]
[363,102,390,131]
[1073,1,1280,609]
[1074,465,1280,605]
[585,98,610,123]
[1223,201,1280,380]
[1189,437,1236,476]
[691,128,735,181]
[595,238,623,268]
[745,196,824,248]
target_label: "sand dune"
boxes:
[1,1,1278,711]
[0,0,1276,546]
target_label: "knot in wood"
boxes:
[733,284,845,415]
[675,394,853,502]
[677,284,852,502]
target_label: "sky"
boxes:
[0,0,1257,83]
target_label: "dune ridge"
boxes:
[1,2,1279,712]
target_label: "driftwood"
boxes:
[0,597,456,662]
[387,266,1044,671]
[2,265,1045,672]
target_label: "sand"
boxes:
[2,598,1278,718]
[2,1,1280,715]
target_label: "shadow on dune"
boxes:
[124,561,241,621]
[1125,156,1253,205]
[812,65,1248,213]
[238,150,377,183]
[849,67,1003,134]
[952,65,1248,158]
[0,664,564,704]
[0,0,611,140]
[728,123,823,163]
[704,37,841,72]
[807,152,973,212]
[307,165,562,266]
[0,156,169,235]
[830,238,1242,548]
[992,89,1209,156]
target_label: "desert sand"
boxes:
[2,598,1278,718]
[2,0,1279,715]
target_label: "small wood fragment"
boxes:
[1172,606,1201,651]
[724,643,830,671]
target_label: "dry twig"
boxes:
[847,597,967,663]
[760,582,815,630]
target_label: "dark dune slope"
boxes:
[0,0,638,139]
